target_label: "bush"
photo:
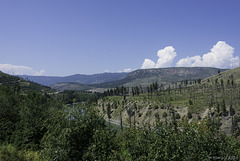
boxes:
[155,113,160,120]
[163,112,168,118]
[189,99,193,105]
[138,112,142,117]
[197,115,201,120]
[24,150,41,161]
[41,105,107,160]
[154,104,159,110]
[187,112,193,119]
[175,113,181,120]
[148,105,152,109]
[0,144,42,161]
[146,111,152,117]
[0,144,24,161]
[161,104,165,109]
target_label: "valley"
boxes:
[1,66,240,160]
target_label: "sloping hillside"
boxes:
[51,82,91,91]
[202,66,240,85]
[94,67,227,88]
[97,67,240,135]
[49,67,227,91]
[0,71,52,92]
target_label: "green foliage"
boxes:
[189,99,193,105]
[175,113,181,120]
[2,68,240,160]
[12,92,58,150]
[161,104,165,109]
[0,86,21,144]
[222,99,227,116]
[163,112,168,118]
[187,111,193,119]
[0,72,51,93]
[58,90,99,104]
[148,104,152,109]
[107,103,112,119]
[0,144,24,161]
[41,105,107,160]
[198,115,202,120]
[82,129,117,160]
[146,111,152,117]
[106,120,240,160]
[23,150,42,161]
[230,105,235,116]
[138,112,142,117]
[155,113,160,121]
[0,144,41,161]
[154,104,159,110]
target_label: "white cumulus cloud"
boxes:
[141,46,177,69]
[124,68,134,72]
[0,64,46,76]
[118,68,135,73]
[141,59,156,69]
[176,41,239,68]
[156,46,177,68]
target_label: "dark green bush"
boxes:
[154,104,159,110]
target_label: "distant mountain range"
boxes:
[18,72,128,86]
[18,67,228,91]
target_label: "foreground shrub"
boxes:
[0,144,24,161]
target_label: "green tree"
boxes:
[222,99,227,116]
[127,107,133,128]
[107,103,111,129]
[133,102,137,129]
[41,105,106,160]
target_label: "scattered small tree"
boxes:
[107,103,111,129]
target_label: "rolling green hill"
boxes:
[51,82,92,91]
[202,66,240,85]
[0,71,52,92]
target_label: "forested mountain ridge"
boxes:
[93,67,227,88]
[127,67,225,78]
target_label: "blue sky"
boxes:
[0,0,240,76]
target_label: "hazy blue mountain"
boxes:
[18,72,128,86]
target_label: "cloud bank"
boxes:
[141,59,156,69]
[117,68,134,73]
[141,46,176,69]
[176,41,239,68]
[141,41,239,70]
[0,64,46,76]
[123,68,134,72]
